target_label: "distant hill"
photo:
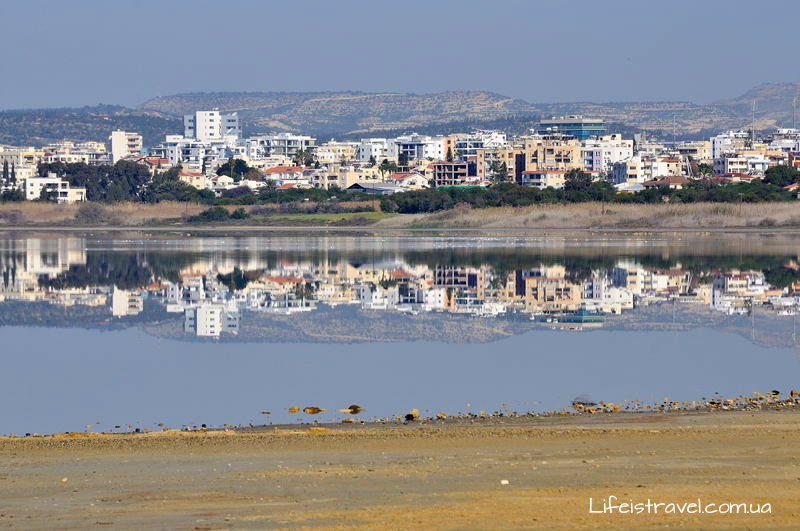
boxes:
[0,106,181,147]
[714,82,800,127]
[139,86,800,139]
[139,90,539,137]
[2,83,798,147]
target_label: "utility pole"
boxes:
[751,99,757,144]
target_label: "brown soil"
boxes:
[1,410,798,530]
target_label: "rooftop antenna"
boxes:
[793,86,799,130]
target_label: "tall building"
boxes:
[109,130,143,163]
[537,116,606,140]
[184,110,241,141]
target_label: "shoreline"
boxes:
[4,224,800,234]
[2,409,798,530]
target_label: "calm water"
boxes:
[1,231,799,434]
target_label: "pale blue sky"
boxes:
[1,0,798,109]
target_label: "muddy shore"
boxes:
[2,410,799,530]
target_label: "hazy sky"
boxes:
[1,0,798,109]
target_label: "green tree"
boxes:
[564,169,592,191]
[446,147,453,162]
[762,165,800,187]
[488,160,508,183]
[217,157,249,182]
[378,159,398,177]
[697,162,713,177]
[398,152,409,167]
[2,160,8,184]
[368,155,376,166]
[292,149,315,167]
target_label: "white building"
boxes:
[453,131,508,158]
[112,288,143,317]
[109,130,143,163]
[394,134,444,161]
[710,130,750,160]
[42,141,109,165]
[247,133,316,158]
[184,301,240,337]
[184,110,241,141]
[358,138,393,162]
[581,134,634,174]
[22,173,86,203]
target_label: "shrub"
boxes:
[74,203,122,225]
[0,209,24,224]
[188,206,230,223]
[230,207,249,220]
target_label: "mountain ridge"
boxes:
[1,82,797,147]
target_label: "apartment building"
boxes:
[710,130,751,159]
[537,116,606,140]
[42,141,109,165]
[610,155,684,184]
[315,141,359,164]
[673,140,712,163]
[0,146,43,168]
[394,134,445,161]
[248,133,316,158]
[22,173,86,203]
[524,277,583,313]
[432,161,477,187]
[357,138,394,162]
[184,110,241,141]
[520,169,568,189]
[109,130,143,163]
[581,134,634,174]
[713,152,771,176]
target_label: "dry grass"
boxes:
[375,202,800,229]
[3,201,800,229]
[0,201,379,226]
[0,202,211,226]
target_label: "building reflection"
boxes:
[1,237,800,340]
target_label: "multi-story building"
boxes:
[42,141,109,165]
[432,161,478,187]
[358,138,394,162]
[673,140,712,163]
[713,152,771,176]
[610,155,684,184]
[248,133,316,158]
[520,169,568,189]
[524,277,583,313]
[315,141,359,164]
[184,301,240,337]
[581,134,634,175]
[394,134,445,161]
[109,130,143,163]
[184,110,241,141]
[0,146,43,168]
[22,173,86,203]
[710,130,751,160]
[537,116,606,140]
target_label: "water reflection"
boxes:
[2,233,800,435]
[1,234,800,345]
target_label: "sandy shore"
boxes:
[2,410,799,530]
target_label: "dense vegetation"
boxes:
[5,161,799,217]
[380,167,800,214]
